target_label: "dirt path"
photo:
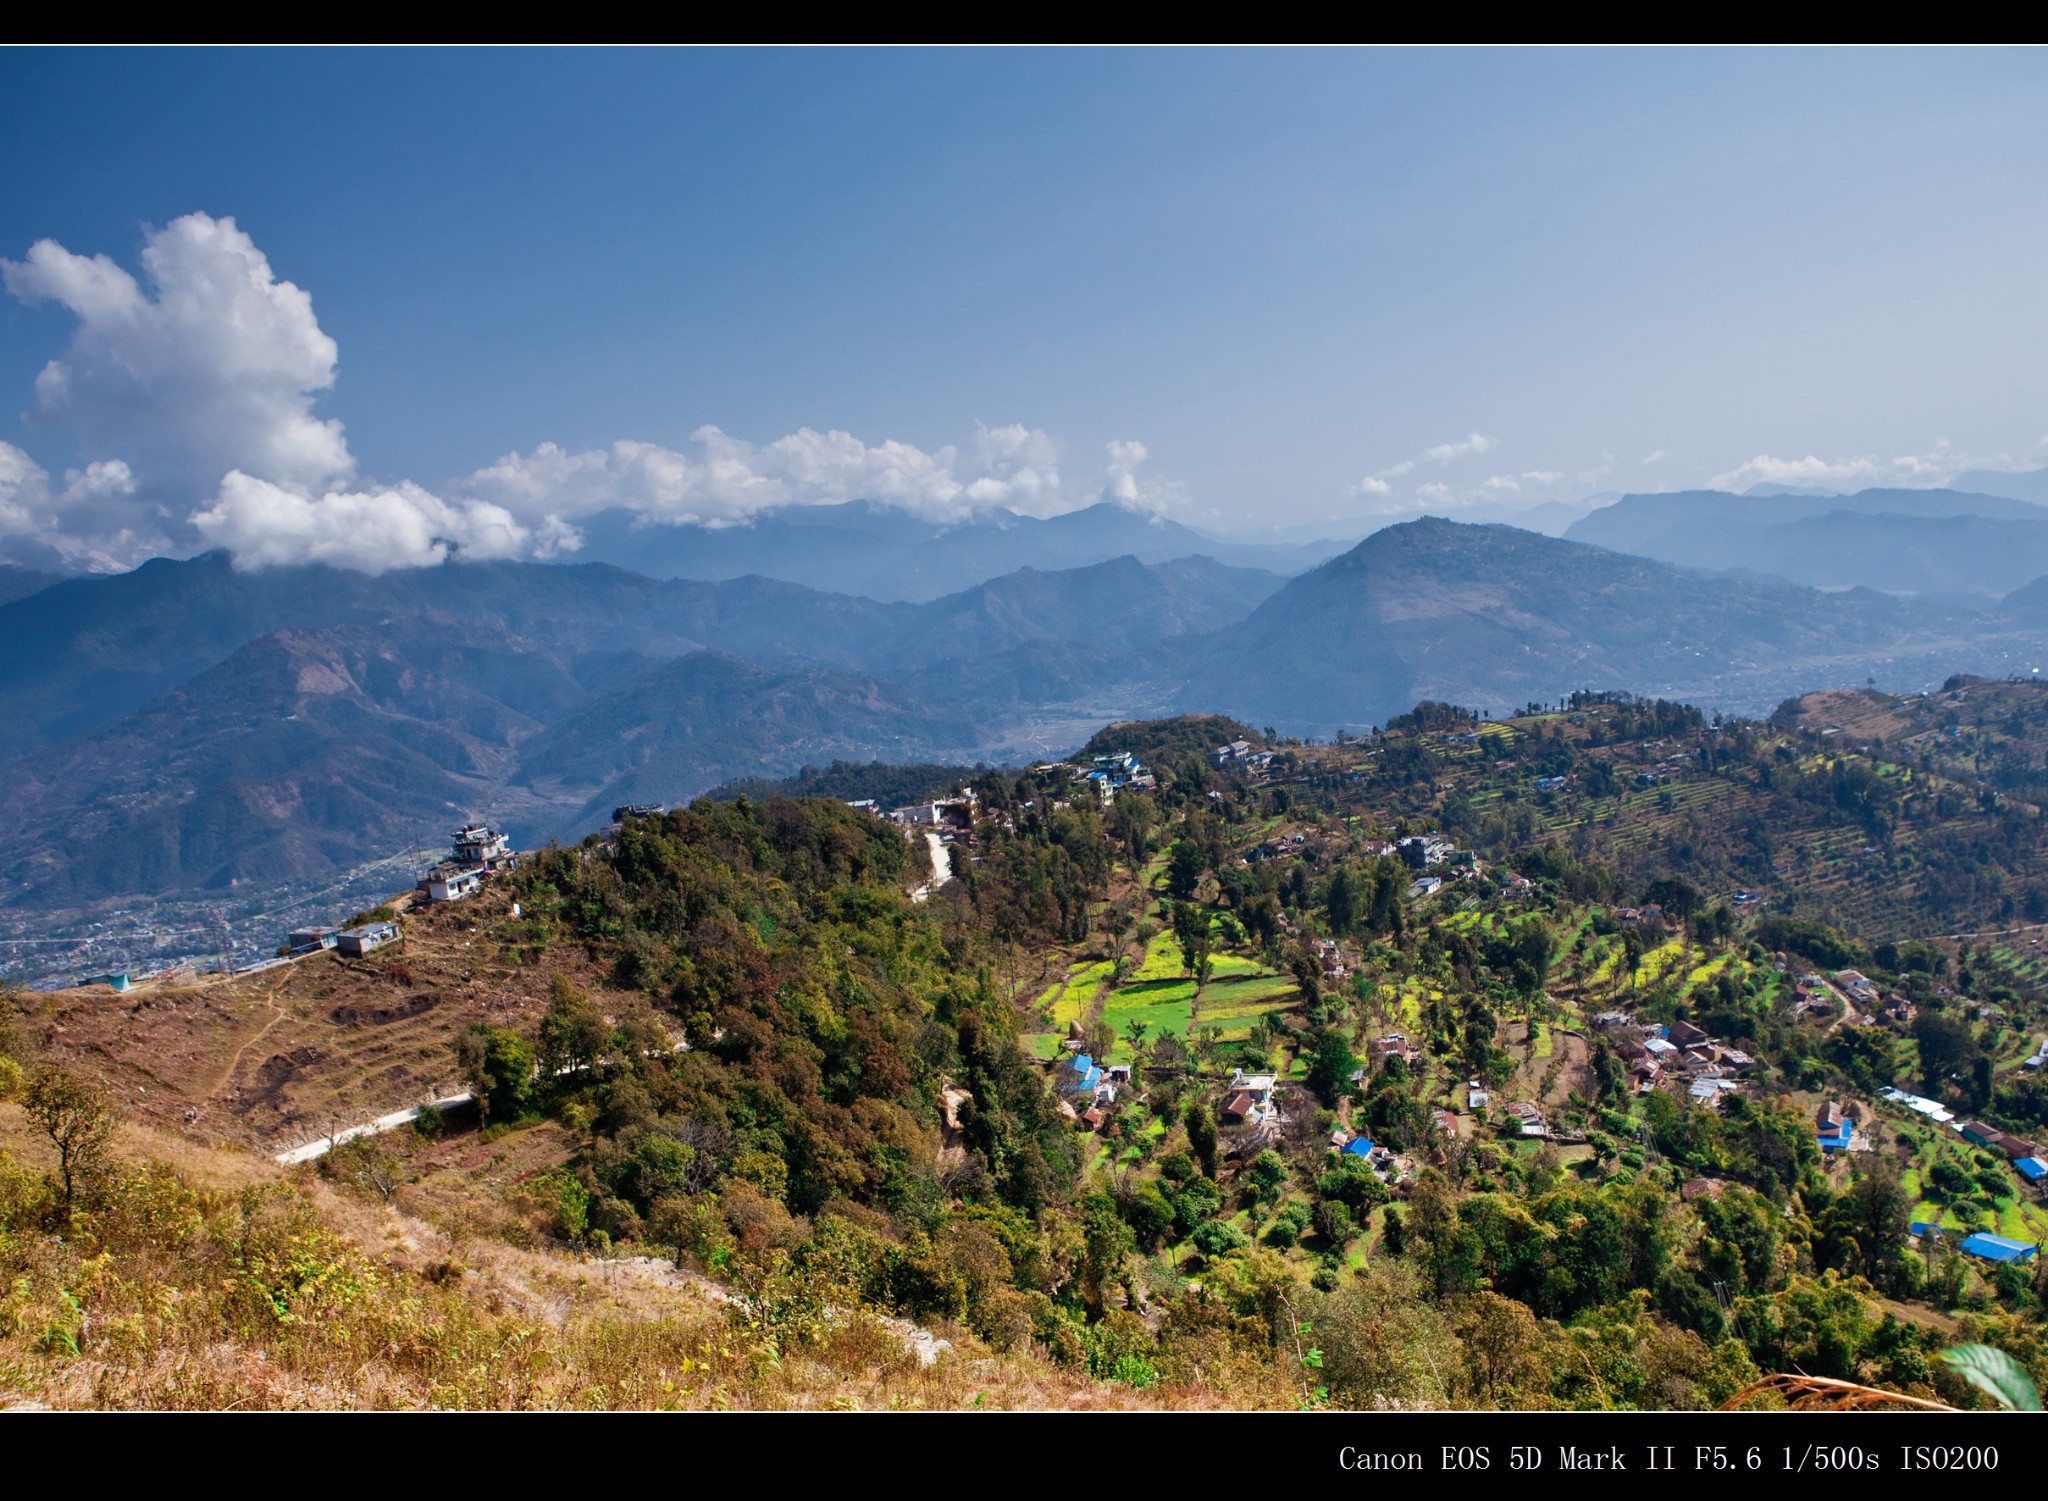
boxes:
[206,979,293,1101]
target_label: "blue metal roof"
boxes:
[1342,1136,1374,1158]
[2017,1157,2048,1183]
[1959,1232,2038,1263]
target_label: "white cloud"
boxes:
[1352,476,1393,497]
[1,216,1127,571]
[3,214,351,497]
[1099,439,1187,518]
[190,470,579,575]
[1708,444,1963,493]
[0,441,145,571]
[461,419,1076,532]
[1481,475,1520,494]
[1422,432,1497,464]
[1642,450,1667,465]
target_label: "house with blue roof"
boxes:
[2016,1156,2048,1185]
[1341,1136,1374,1159]
[1959,1232,2038,1264]
[1062,1053,1102,1094]
[1816,1100,1853,1152]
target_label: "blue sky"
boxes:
[1,47,2045,570]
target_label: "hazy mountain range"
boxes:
[10,470,2048,925]
[568,499,1349,601]
[1566,486,2048,597]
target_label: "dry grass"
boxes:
[11,888,634,1155]
[0,1101,1297,1412]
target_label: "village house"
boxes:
[336,921,399,957]
[286,927,337,953]
[453,823,514,870]
[1817,1100,1853,1153]
[1961,1120,2042,1161]
[427,867,484,903]
[1396,834,1453,871]
[1465,1078,1491,1111]
[1505,1101,1548,1137]
[1370,1033,1417,1066]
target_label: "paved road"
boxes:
[275,1091,473,1165]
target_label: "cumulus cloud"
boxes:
[1422,432,1497,464]
[1642,450,1667,465]
[1099,439,1187,518]
[3,213,351,497]
[0,441,144,570]
[4,214,1193,572]
[189,471,579,575]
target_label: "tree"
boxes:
[24,1065,116,1209]
[537,973,612,1079]
[1079,1192,1137,1316]
[1326,867,1359,935]
[1305,1028,1359,1108]
[1171,901,1211,980]
[458,1024,537,1121]
[1248,1149,1288,1202]
[1166,839,1206,901]
[1185,1101,1219,1179]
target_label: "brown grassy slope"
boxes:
[15,886,627,1152]
[0,1099,1292,1411]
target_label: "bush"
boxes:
[1190,1220,1248,1258]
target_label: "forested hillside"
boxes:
[8,692,2048,1409]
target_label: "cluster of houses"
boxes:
[1959,1117,2048,1189]
[1053,1049,1136,1129]
[1209,739,1276,776]
[1246,832,1310,865]
[1910,1224,2040,1266]
[1593,1012,1755,1107]
[1871,1088,2046,1195]
[415,824,516,904]
[283,823,518,961]
[890,787,979,830]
